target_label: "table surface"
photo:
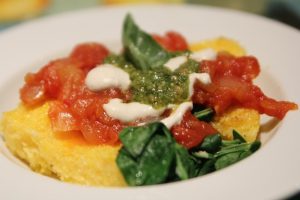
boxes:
[0,0,299,31]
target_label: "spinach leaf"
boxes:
[116,122,175,186]
[123,14,171,70]
[232,129,246,143]
[215,152,244,170]
[116,125,261,186]
[174,144,198,180]
[191,130,261,176]
[118,124,159,157]
[215,150,254,170]
[215,141,260,157]
[199,133,222,153]
[197,159,216,176]
[116,122,200,186]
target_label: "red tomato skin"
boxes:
[171,111,217,149]
[80,119,121,145]
[152,31,188,52]
[48,101,80,132]
[70,43,109,71]
[202,53,260,82]
[20,82,46,107]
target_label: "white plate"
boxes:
[0,5,299,200]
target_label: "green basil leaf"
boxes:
[123,14,171,70]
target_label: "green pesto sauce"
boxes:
[104,54,199,108]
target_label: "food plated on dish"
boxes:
[0,14,297,187]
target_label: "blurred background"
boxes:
[0,0,299,31]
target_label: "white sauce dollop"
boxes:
[85,64,131,92]
[161,102,193,129]
[164,56,187,71]
[103,98,164,123]
[188,73,211,98]
[190,48,217,62]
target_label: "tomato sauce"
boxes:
[193,52,298,119]
[20,33,297,148]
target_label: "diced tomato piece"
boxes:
[20,82,46,106]
[43,58,84,99]
[171,111,217,149]
[70,43,109,71]
[152,31,188,52]
[209,88,234,114]
[70,98,95,118]
[236,56,260,81]
[165,32,189,51]
[20,58,84,106]
[48,101,80,132]
[80,119,121,145]
[202,53,260,82]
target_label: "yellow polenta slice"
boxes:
[0,102,126,186]
[189,37,246,57]
[211,108,260,142]
[190,38,260,142]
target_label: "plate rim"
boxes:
[0,4,299,200]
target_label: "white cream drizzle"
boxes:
[103,98,164,123]
[85,64,131,92]
[164,55,187,71]
[160,102,193,129]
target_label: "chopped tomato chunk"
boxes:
[80,119,122,145]
[193,53,298,119]
[20,81,46,106]
[48,101,80,132]
[70,43,109,72]
[152,31,188,52]
[201,52,260,82]
[171,111,217,149]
